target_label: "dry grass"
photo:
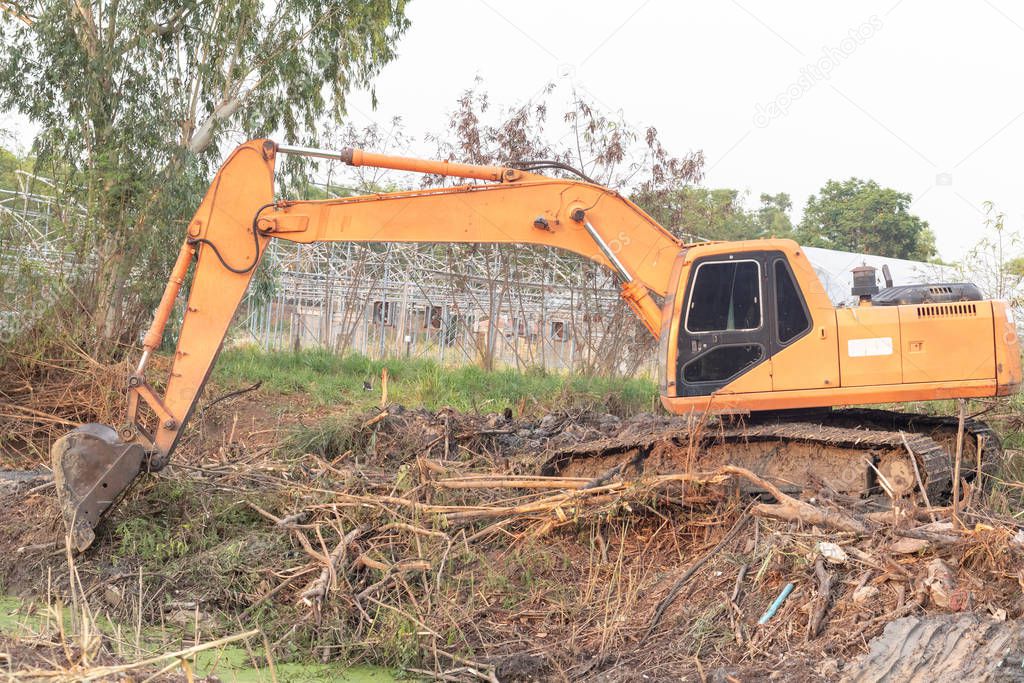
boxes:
[2,362,1024,680]
[0,351,131,466]
[0,539,261,682]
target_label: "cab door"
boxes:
[676,254,772,396]
[768,255,834,390]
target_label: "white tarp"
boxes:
[803,246,955,306]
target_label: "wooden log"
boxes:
[299,525,365,607]
[721,465,869,535]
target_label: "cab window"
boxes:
[685,260,761,333]
[683,344,764,383]
[774,259,810,343]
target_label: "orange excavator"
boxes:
[51,139,1021,550]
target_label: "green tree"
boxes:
[0,146,27,189]
[0,1,410,355]
[795,178,936,260]
[756,192,793,237]
[637,187,791,242]
[1004,257,1024,279]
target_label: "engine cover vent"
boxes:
[871,282,983,306]
[916,303,978,318]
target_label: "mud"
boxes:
[843,613,1024,682]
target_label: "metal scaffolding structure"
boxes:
[237,239,658,376]
[0,174,656,375]
[0,181,89,338]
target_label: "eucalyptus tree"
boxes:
[0,0,410,354]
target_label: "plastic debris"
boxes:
[816,541,849,565]
[758,582,795,624]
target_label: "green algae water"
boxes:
[0,596,398,682]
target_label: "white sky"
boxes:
[5,0,1023,262]
[336,0,1024,262]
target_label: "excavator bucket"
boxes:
[51,424,146,552]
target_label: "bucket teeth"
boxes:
[51,424,146,552]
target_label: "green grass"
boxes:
[213,346,659,416]
[0,593,397,682]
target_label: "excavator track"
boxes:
[540,407,1001,501]
[821,408,1002,486]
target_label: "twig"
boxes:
[240,568,315,619]
[976,432,985,492]
[731,563,748,604]
[276,511,307,527]
[31,629,261,679]
[894,527,960,546]
[807,558,832,639]
[581,445,651,489]
[729,562,749,645]
[299,526,365,607]
[442,471,728,524]
[953,399,966,528]
[248,501,324,562]
[0,402,77,426]
[865,459,895,499]
[901,431,935,520]
[199,381,262,415]
[431,648,500,683]
[433,475,590,490]
[361,410,389,430]
[645,511,751,638]
[247,501,282,524]
[722,466,869,535]
[356,560,431,600]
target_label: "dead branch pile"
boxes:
[2,401,1023,681]
[0,351,135,466]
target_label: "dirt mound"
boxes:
[2,400,1023,681]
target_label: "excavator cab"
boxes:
[659,241,1021,414]
[672,249,811,397]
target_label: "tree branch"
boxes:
[72,0,99,58]
[721,465,869,535]
[0,1,33,26]
[187,95,245,154]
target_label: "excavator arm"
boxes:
[53,138,685,549]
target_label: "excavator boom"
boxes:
[52,139,684,549]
